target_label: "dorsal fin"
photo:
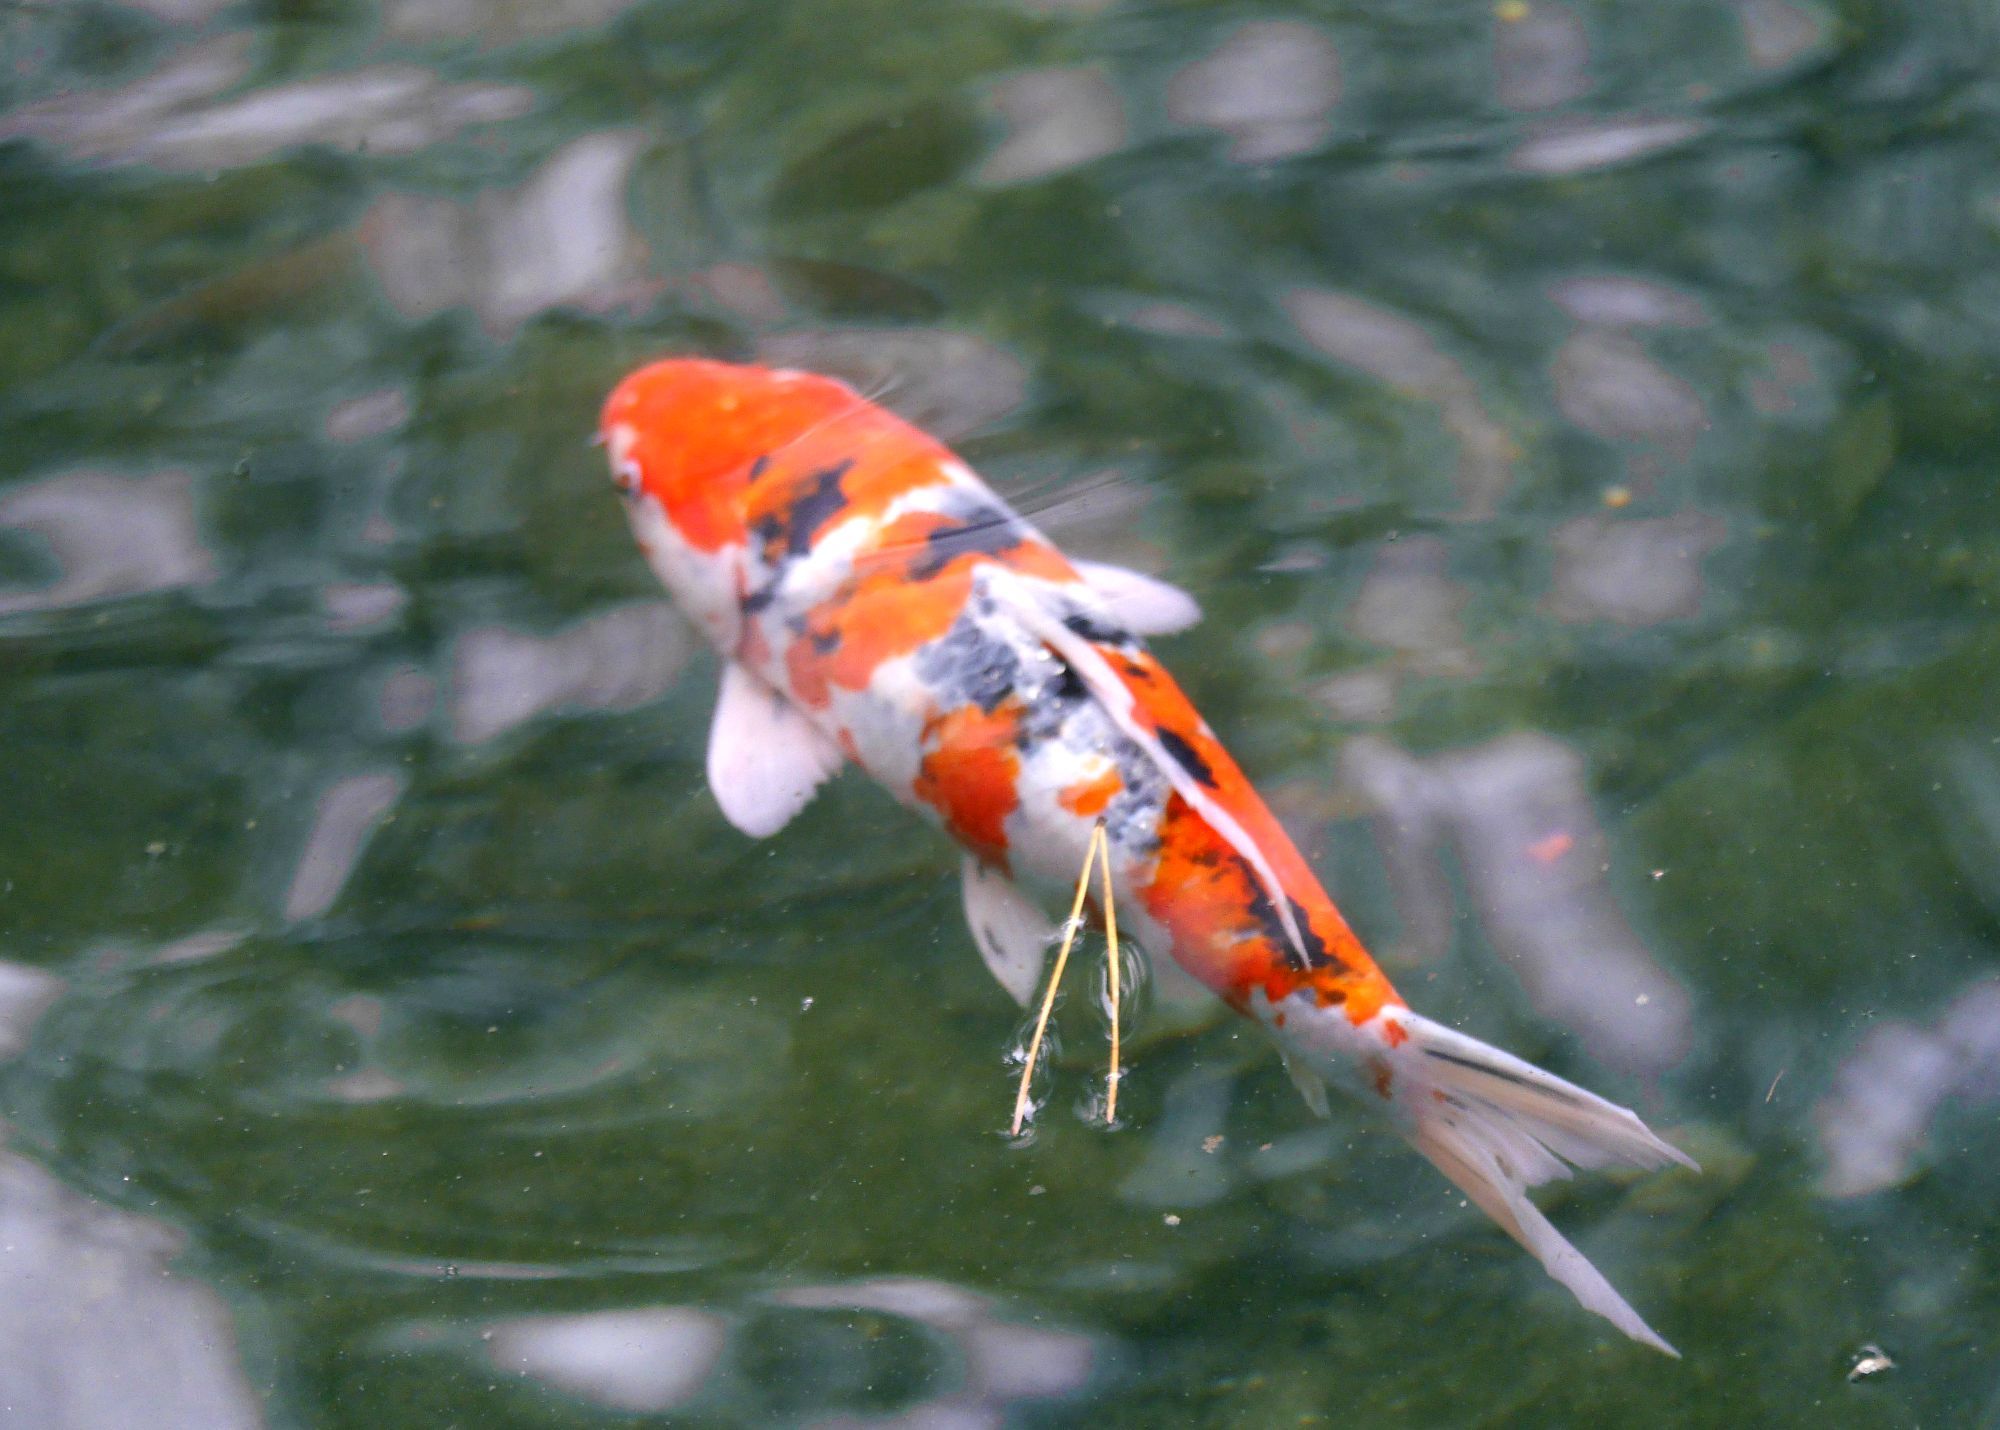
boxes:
[1071,560,1202,635]
[986,569,1315,969]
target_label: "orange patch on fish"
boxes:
[913,703,1023,868]
[603,359,867,554]
[1058,766,1123,817]
[1091,645,1386,989]
[784,510,1076,708]
[1142,794,1295,1000]
[801,566,977,702]
[838,445,960,527]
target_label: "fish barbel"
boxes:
[600,357,1695,1354]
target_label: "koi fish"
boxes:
[600,358,1695,1354]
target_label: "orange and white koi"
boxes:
[600,358,1695,1354]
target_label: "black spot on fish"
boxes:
[1016,660,1088,750]
[749,454,771,479]
[1100,784,1163,858]
[1289,898,1331,966]
[906,499,1027,581]
[755,460,853,559]
[915,615,1023,714]
[809,626,842,654]
[1061,611,1128,645]
[1421,1046,1582,1101]
[1244,883,1312,970]
[1156,727,1217,788]
[741,583,779,615]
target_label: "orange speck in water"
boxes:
[1527,831,1574,864]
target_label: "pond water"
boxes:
[3,0,1998,1424]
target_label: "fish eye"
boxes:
[603,424,644,497]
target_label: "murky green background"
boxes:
[4,0,1998,1424]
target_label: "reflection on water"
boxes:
[978,67,1126,188]
[0,963,63,1061]
[382,0,643,43]
[3,41,532,171]
[1546,275,1710,331]
[1166,21,1342,165]
[0,963,257,1429]
[775,1279,1099,1424]
[1548,513,1725,627]
[1509,115,1706,177]
[1492,2,1590,114]
[1345,535,1474,674]
[1736,0,1834,72]
[1816,977,2000,1198]
[485,1306,728,1415]
[1550,330,1707,460]
[366,132,653,337]
[283,772,405,922]
[0,1150,262,1429]
[757,328,1029,443]
[4,0,2000,1422]
[426,1276,1100,1424]
[0,469,215,615]
[1283,288,1517,518]
[449,601,688,745]
[1344,734,1691,1078]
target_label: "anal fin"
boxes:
[960,855,1054,1006]
[1280,1044,1332,1119]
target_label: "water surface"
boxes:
[3,0,1998,1424]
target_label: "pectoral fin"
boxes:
[706,662,844,838]
[1073,559,1202,635]
[960,854,1054,1006]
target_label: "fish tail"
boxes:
[1389,1010,1697,1356]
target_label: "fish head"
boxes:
[599,358,859,649]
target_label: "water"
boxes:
[2,0,1997,1423]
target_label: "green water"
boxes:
[3,0,1998,1424]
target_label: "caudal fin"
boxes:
[1394,1011,1697,1356]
